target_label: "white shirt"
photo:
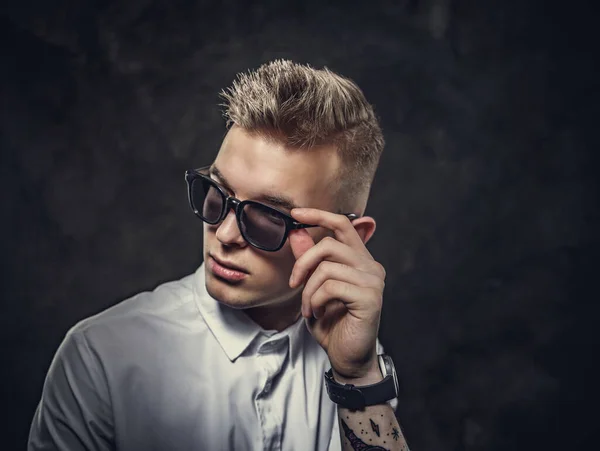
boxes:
[28,262,390,450]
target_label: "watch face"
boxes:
[380,354,399,396]
[390,360,399,396]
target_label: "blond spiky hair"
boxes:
[220,59,384,212]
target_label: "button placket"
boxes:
[258,352,277,396]
[254,341,288,451]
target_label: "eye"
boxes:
[265,208,284,223]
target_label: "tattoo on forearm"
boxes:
[341,419,389,451]
[391,427,399,441]
[370,419,380,437]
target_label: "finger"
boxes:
[288,228,315,261]
[301,261,383,317]
[308,279,382,320]
[304,298,346,342]
[290,237,362,288]
[290,208,367,253]
[304,299,347,346]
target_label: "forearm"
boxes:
[334,367,409,451]
[338,404,408,451]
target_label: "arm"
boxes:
[334,367,409,451]
[28,327,114,451]
[288,208,410,451]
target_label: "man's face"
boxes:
[203,126,341,311]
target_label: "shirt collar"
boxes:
[193,262,307,364]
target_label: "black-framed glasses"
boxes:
[184,165,359,252]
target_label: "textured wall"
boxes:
[1,0,598,449]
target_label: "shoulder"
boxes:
[67,270,201,351]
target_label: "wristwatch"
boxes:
[324,354,399,410]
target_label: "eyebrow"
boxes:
[209,165,300,212]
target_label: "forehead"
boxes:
[213,127,341,209]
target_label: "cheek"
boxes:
[203,224,219,240]
[244,244,299,293]
[202,224,212,245]
[255,243,297,277]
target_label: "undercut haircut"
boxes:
[219,59,385,213]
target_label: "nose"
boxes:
[214,206,247,248]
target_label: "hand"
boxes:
[288,208,386,382]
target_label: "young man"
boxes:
[28,60,410,450]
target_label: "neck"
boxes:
[244,292,303,332]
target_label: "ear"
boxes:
[351,216,377,245]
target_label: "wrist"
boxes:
[331,359,382,386]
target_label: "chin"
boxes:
[205,268,298,311]
[205,270,261,310]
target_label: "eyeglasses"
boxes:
[184,165,359,252]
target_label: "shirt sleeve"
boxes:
[28,327,114,451]
[327,409,341,451]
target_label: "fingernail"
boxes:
[289,274,295,286]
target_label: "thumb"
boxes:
[289,228,315,260]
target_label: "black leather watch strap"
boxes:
[324,368,396,411]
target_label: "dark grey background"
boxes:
[1,0,598,449]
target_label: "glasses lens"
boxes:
[240,203,287,250]
[191,177,224,223]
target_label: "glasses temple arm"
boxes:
[291,213,359,229]
[292,223,319,229]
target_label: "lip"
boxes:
[208,255,249,282]
[210,255,249,273]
